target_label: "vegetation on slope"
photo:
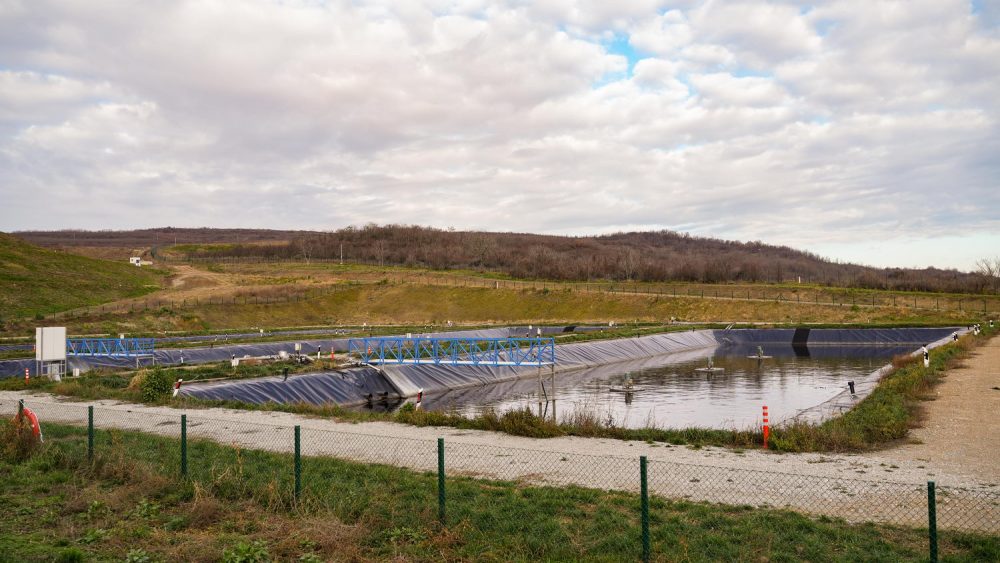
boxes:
[7,282,976,337]
[0,233,164,322]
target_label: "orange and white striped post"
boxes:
[762,405,769,449]
[24,368,30,385]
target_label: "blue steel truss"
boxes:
[348,337,555,366]
[67,338,156,357]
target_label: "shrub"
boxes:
[891,353,920,369]
[0,417,40,463]
[139,369,173,403]
[491,408,563,438]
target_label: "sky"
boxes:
[0,1,998,271]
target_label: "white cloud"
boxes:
[0,0,998,270]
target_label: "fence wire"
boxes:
[2,398,997,536]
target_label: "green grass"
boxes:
[5,280,979,337]
[0,233,165,322]
[2,420,996,561]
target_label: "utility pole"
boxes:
[340,242,343,265]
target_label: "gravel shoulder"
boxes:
[872,336,1000,483]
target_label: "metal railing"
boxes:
[348,336,556,366]
[67,337,156,357]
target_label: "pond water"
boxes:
[406,343,915,430]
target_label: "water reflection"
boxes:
[403,344,913,430]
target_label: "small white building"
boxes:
[129,257,142,266]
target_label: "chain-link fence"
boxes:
[3,398,998,559]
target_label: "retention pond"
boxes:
[174,326,960,429]
[410,343,916,430]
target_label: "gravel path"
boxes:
[4,389,998,532]
[880,338,1000,482]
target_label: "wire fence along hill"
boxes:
[36,270,1000,322]
[4,398,998,538]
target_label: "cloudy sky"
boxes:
[1,1,998,270]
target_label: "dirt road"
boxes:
[880,337,1000,482]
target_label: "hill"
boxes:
[15,227,305,248]
[13,225,990,294]
[0,233,165,322]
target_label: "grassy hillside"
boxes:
[27,282,976,336]
[0,233,164,321]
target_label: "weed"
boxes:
[164,515,188,531]
[86,500,109,520]
[385,526,427,545]
[222,539,271,563]
[132,498,161,519]
[78,528,107,545]
[54,548,86,563]
[125,548,153,563]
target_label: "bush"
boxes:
[139,369,173,403]
[488,408,563,438]
[0,417,40,463]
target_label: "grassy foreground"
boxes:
[2,420,997,562]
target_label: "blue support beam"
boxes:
[348,337,555,366]
[67,338,156,358]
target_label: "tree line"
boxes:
[134,224,994,294]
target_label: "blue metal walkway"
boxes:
[348,337,555,366]
[67,338,156,357]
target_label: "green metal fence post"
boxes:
[641,455,650,563]
[87,406,94,463]
[437,438,446,524]
[180,414,188,478]
[928,481,938,563]
[294,425,302,501]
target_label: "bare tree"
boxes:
[619,247,640,281]
[374,239,387,268]
[468,234,498,268]
[976,257,1000,293]
[298,236,317,264]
